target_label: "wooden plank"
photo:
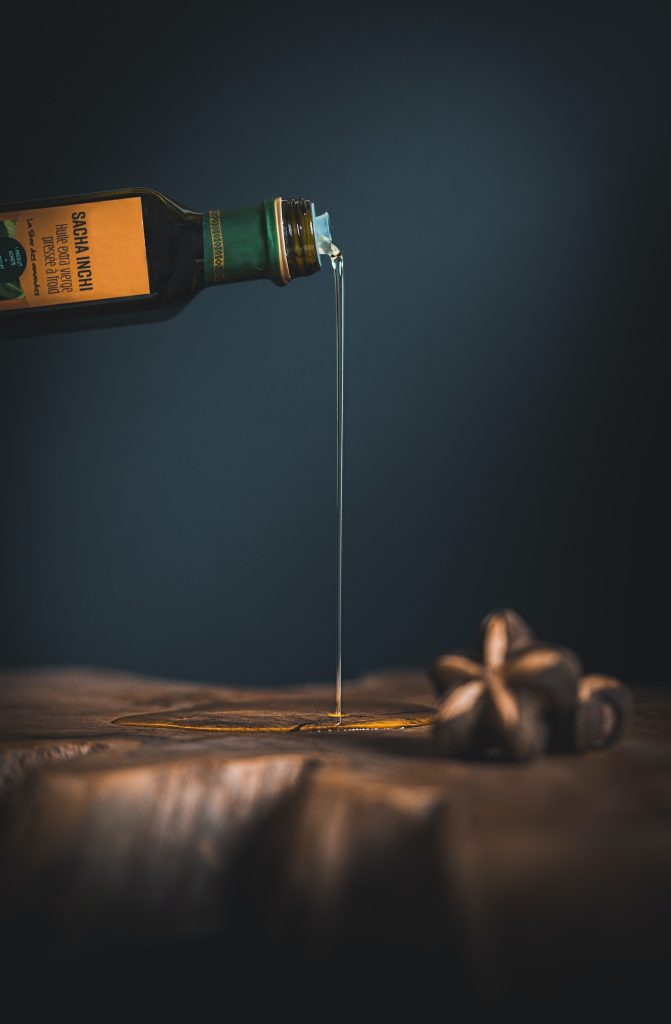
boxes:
[0,666,669,1004]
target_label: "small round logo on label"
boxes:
[0,232,28,284]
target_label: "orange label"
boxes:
[0,197,150,310]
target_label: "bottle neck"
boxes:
[202,198,322,288]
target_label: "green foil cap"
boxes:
[203,199,288,287]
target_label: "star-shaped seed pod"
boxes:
[431,611,557,760]
[430,609,631,761]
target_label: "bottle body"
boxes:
[0,188,328,338]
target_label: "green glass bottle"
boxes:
[0,187,332,338]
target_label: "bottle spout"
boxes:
[311,204,332,262]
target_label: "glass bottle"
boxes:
[0,187,332,337]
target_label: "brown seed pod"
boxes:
[430,610,631,760]
[434,679,487,757]
[482,687,549,762]
[574,675,633,751]
[480,608,536,656]
[434,681,548,762]
[430,653,482,698]
[430,609,535,699]
[506,644,582,751]
[433,612,549,761]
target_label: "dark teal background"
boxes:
[0,4,668,685]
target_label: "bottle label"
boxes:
[0,197,150,310]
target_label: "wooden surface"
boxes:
[1,666,669,1001]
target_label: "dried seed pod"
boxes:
[431,609,535,699]
[483,688,549,762]
[435,683,548,762]
[506,644,582,751]
[430,608,631,761]
[480,609,535,656]
[574,675,633,751]
[430,653,482,698]
[434,680,486,756]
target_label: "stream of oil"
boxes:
[331,243,344,723]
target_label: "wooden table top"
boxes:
[1,667,669,1004]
